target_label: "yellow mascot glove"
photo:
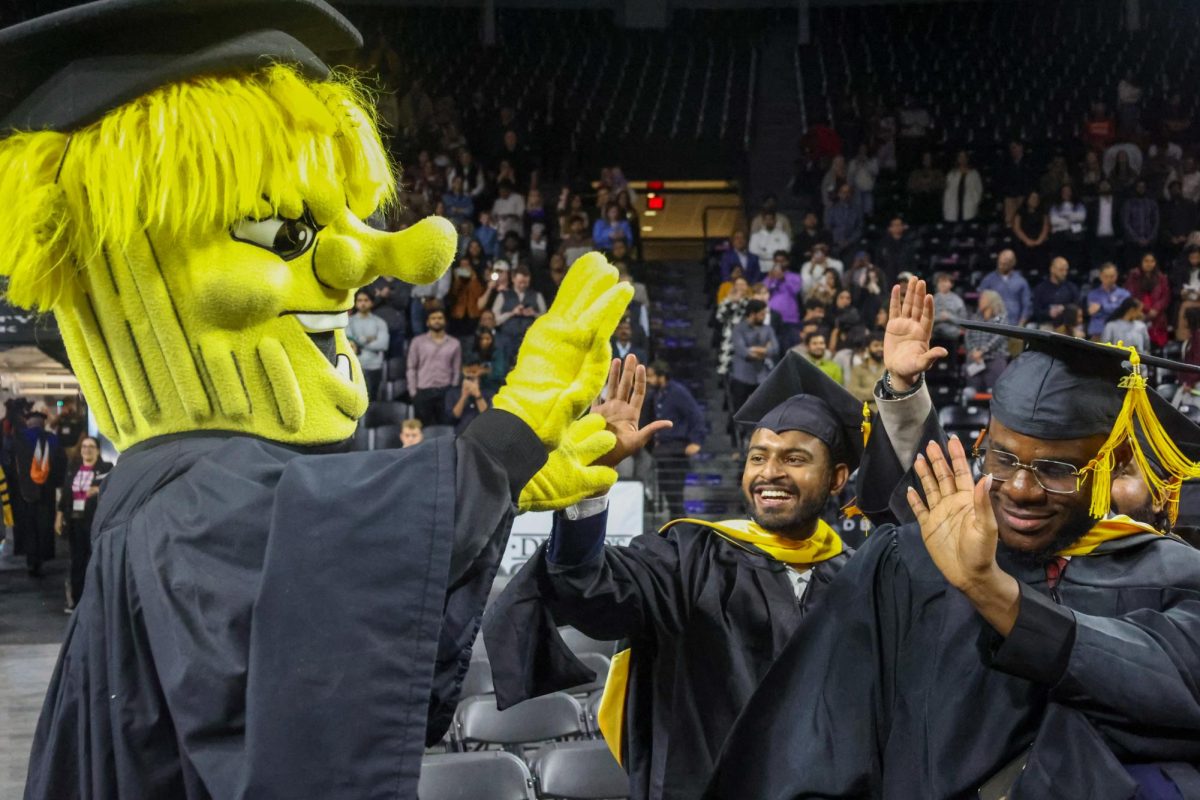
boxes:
[519,413,619,512]
[493,253,633,450]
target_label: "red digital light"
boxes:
[647,180,665,191]
[647,195,665,211]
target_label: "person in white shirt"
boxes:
[942,150,983,222]
[1167,156,1200,204]
[800,243,845,290]
[748,211,792,263]
[490,179,526,238]
[847,144,880,217]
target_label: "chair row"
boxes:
[420,741,627,800]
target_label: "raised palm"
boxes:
[907,437,1000,591]
[884,276,949,387]
[590,355,673,468]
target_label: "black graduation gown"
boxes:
[24,410,544,800]
[705,523,1200,800]
[484,520,852,800]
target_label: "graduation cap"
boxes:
[733,351,868,470]
[958,318,1200,522]
[0,0,361,133]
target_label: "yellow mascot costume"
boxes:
[2,2,629,798]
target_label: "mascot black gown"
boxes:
[0,2,632,798]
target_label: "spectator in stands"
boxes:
[750,194,794,237]
[1049,184,1087,268]
[997,140,1036,225]
[448,147,485,198]
[847,144,880,217]
[721,229,762,283]
[906,151,944,224]
[446,364,489,435]
[1171,246,1200,327]
[800,242,844,289]
[1087,180,1123,267]
[850,261,888,328]
[828,288,862,343]
[446,257,485,337]
[561,214,594,266]
[1085,262,1131,340]
[765,252,804,346]
[468,326,507,398]
[535,251,568,305]
[474,210,501,260]
[475,260,509,317]
[943,150,983,222]
[1031,257,1081,331]
[830,324,864,387]
[820,155,849,210]
[499,230,529,272]
[932,272,966,341]
[1078,150,1104,200]
[717,265,745,305]
[979,249,1031,326]
[1039,155,1072,201]
[792,211,830,263]
[897,95,934,169]
[793,330,842,383]
[964,290,1009,394]
[1168,155,1200,203]
[592,202,634,252]
[611,315,649,366]
[463,238,490,276]
[1162,180,1198,255]
[399,419,423,448]
[528,223,550,272]
[806,268,842,308]
[1102,297,1150,353]
[825,184,864,262]
[645,360,707,518]
[1125,251,1171,348]
[1012,190,1050,273]
[491,179,526,238]
[716,277,752,379]
[493,266,546,357]
[873,216,917,284]
[55,435,112,612]
[347,289,389,400]
[1122,180,1160,259]
[525,187,550,235]
[499,129,534,189]
[846,331,885,407]
[405,306,461,427]
[729,299,779,412]
[1143,138,1177,200]
[1106,149,1140,196]
[1117,70,1142,135]
[616,264,651,336]
[750,211,792,264]
[370,279,408,359]
[441,175,474,227]
[800,297,831,341]
[1082,100,1117,153]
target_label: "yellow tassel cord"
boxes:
[860,401,872,447]
[1080,344,1200,524]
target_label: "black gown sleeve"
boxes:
[856,384,947,529]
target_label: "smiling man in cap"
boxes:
[708,278,1200,800]
[484,351,866,800]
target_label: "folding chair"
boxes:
[454,693,586,753]
[418,751,536,800]
[530,741,629,800]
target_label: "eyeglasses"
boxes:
[973,447,1084,495]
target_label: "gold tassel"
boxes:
[860,402,872,447]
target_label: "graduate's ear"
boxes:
[828,462,851,497]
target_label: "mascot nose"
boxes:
[313,215,457,290]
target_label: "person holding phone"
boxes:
[55,436,112,612]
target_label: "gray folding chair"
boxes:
[454,693,585,752]
[530,741,629,799]
[418,751,535,800]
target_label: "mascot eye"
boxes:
[231,215,317,260]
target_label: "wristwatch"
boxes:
[879,370,924,400]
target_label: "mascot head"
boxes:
[0,0,457,449]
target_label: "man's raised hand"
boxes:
[884,276,949,392]
[591,354,672,468]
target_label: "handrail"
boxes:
[700,203,748,254]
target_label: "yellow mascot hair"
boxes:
[0,63,394,313]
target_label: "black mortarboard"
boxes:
[959,319,1200,440]
[958,318,1200,521]
[733,351,866,469]
[0,0,361,133]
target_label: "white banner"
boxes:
[503,481,644,575]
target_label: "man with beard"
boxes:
[484,352,866,800]
[707,280,1200,800]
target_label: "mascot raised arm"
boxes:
[0,2,630,798]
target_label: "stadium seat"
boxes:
[418,751,536,800]
[424,425,456,440]
[370,424,403,450]
[364,400,408,428]
[454,693,586,750]
[530,741,629,800]
[938,406,990,442]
